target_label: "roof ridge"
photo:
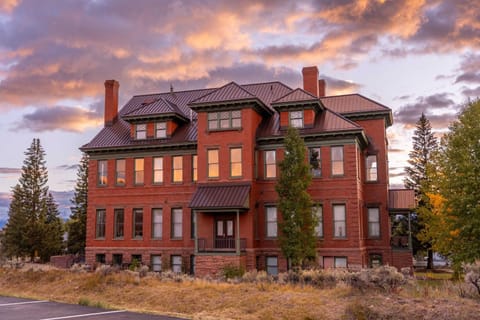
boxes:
[324,108,362,128]
[271,87,318,104]
[189,81,256,105]
[132,87,216,98]
[241,80,293,90]
[123,99,156,116]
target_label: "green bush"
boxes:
[221,264,245,279]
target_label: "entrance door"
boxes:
[215,218,234,249]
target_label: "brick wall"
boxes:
[195,255,247,278]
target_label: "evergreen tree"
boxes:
[275,127,316,269]
[2,138,54,261]
[38,192,64,261]
[67,153,89,255]
[404,113,438,268]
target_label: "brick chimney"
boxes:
[302,66,319,97]
[104,80,119,126]
[318,79,326,97]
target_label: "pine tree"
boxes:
[38,192,64,261]
[66,153,89,255]
[275,127,316,269]
[404,113,439,269]
[2,138,53,261]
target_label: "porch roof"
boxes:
[189,183,251,210]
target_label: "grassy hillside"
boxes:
[0,265,478,320]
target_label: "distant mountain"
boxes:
[0,190,74,229]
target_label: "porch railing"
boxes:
[197,238,246,252]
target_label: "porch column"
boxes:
[236,210,240,255]
[194,210,198,254]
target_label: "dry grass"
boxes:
[0,266,478,320]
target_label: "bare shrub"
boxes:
[464,262,480,296]
[347,266,406,293]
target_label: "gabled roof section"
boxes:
[189,183,251,211]
[271,88,323,112]
[320,94,392,126]
[123,97,188,122]
[189,82,272,115]
[257,108,362,138]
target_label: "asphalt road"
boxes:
[0,296,186,320]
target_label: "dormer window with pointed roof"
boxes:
[135,123,147,139]
[155,121,167,138]
[289,110,304,128]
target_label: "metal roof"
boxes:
[389,189,416,211]
[190,82,256,105]
[123,97,185,120]
[320,94,390,114]
[272,88,318,104]
[189,183,251,210]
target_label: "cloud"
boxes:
[12,104,102,132]
[394,93,458,129]
[321,75,361,95]
[56,164,78,171]
[0,167,21,174]
[461,86,480,97]
[0,0,19,14]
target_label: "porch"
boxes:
[197,237,247,253]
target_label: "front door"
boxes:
[215,218,234,249]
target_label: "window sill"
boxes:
[94,238,105,240]
[132,237,143,240]
[333,237,348,240]
[207,128,242,133]
[113,237,124,240]
[170,238,183,241]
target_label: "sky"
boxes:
[1,0,479,223]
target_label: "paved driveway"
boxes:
[0,296,185,320]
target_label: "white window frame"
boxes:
[266,256,278,275]
[333,204,346,238]
[171,208,183,239]
[98,160,108,186]
[207,149,219,178]
[172,156,183,183]
[134,158,144,185]
[230,147,242,178]
[331,146,344,176]
[366,155,378,182]
[155,122,167,138]
[309,147,321,178]
[313,205,323,238]
[135,123,147,140]
[115,159,125,185]
[151,255,162,272]
[171,255,182,273]
[289,110,304,128]
[368,207,380,238]
[153,157,163,184]
[264,150,276,179]
[152,208,163,239]
[266,206,277,238]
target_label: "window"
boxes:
[134,158,144,185]
[313,205,323,238]
[368,207,380,238]
[172,156,183,183]
[98,160,107,186]
[207,149,219,178]
[152,208,163,239]
[171,208,183,238]
[266,256,278,276]
[155,122,166,138]
[264,150,276,178]
[366,155,378,181]
[151,255,162,272]
[131,254,142,265]
[266,207,277,238]
[333,204,346,238]
[334,257,347,268]
[114,209,124,239]
[230,147,242,177]
[95,254,105,264]
[331,146,344,176]
[192,155,197,182]
[309,147,321,177]
[95,209,106,239]
[135,123,147,139]
[115,159,125,185]
[171,255,182,273]
[153,157,163,184]
[112,254,123,266]
[289,110,304,128]
[133,208,143,239]
[208,110,241,130]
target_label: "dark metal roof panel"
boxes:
[257,108,361,138]
[389,189,416,211]
[242,82,292,109]
[272,88,318,104]
[320,94,390,114]
[190,82,256,105]
[189,183,251,209]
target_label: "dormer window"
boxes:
[135,124,147,139]
[208,110,241,130]
[155,122,167,138]
[289,110,304,128]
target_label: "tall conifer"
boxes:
[276,127,316,269]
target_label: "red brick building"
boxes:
[81,66,413,276]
